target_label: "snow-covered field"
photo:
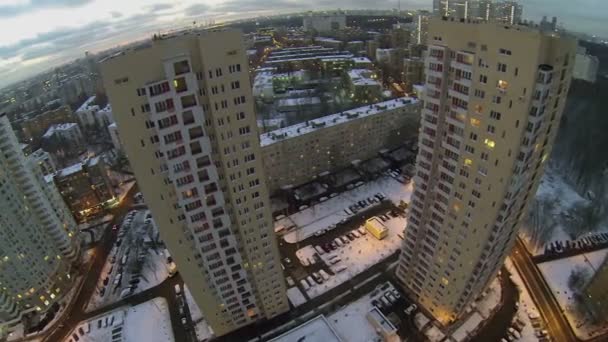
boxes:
[538,249,608,339]
[66,297,174,342]
[328,282,399,342]
[85,210,170,312]
[184,286,214,342]
[505,258,542,342]
[281,176,412,243]
[521,168,597,255]
[287,287,307,307]
[298,215,406,299]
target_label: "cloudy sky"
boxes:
[1,0,607,89]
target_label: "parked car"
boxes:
[283,258,292,266]
[351,230,360,238]
[346,233,355,241]
[306,276,316,287]
[314,246,325,255]
[404,304,417,315]
[319,270,330,281]
[300,279,310,290]
[311,272,323,284]
[358,227,367,235]
[340,236,350,244]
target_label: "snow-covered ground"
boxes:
[505,257,542,342]
[538,249,608,339]
[65,297,174,342]
[521,167,595,255]
[287,287,307,307]
[85,210,170,312]
[449,278,502,342]
[281,176,412,243]
[299,215,407,299]
[328,282,399,342]
[184,286,214,342]
[475,278,502,319]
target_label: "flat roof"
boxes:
[42,123,79,138]
[268,315,343,342]
[261,97,418,147]
[368,307,397,334]
[348,69,381,86]
[58,162,83,178]
[76,95,97,112]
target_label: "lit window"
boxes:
[484,139,496,149]
[497,80,509,90]
[464,159,473,167]
[470,118,481,127]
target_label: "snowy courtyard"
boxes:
[65,297,174,342]
[85,209,170,312]
[280,176,412,243]
[295,214,406,299]
[538,249,608,339]
[184,286,214,342]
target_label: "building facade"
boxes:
[54,156,115,221]
[42,123,84,146]
[395,18,576,324]
[573,47,599,83]
[0,113,80,322]
[100,29,288,336]
[29,148,57,176]
[261,98,420,193]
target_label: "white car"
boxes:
[404,304,417,315]
[300,279,310,290]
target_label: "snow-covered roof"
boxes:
[261,97,418,146]
[108,122,117,129]
[348,69,381,86]
[98,104,111,114]
[42,123,79,138]
[44,174,54,184]
[58,162,83,178]
[277,97,321,108]
[76,95,97,113]
[352,56,372,64]
[315,37,342,44]
[268,315,343,342]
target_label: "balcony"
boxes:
[426,68,444,79]
[448,88,469,102]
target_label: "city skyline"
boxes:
[1,0,607,89]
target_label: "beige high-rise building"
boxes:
[100,29,288,336]
[395,18,576,324]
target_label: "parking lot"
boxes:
[279,195,408,303]
[85,209,173,312]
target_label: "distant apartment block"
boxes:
[402,58,426,90]
[0,113,80,322]
[54,156,115,221]
[396,18,576,324]
[101,29,289,335]
[347,69,383,103]
[261,98,420,193]
[75,96,115,129]
[303,14,347,32]
[42,122,84,145]
[573,47,599,83]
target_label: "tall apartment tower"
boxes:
[100,29,288,336]
[395,18,576,324]
[0,113,80,322]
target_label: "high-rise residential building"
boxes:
[395,18,576,324]
[413,12,431,45]
[0,113,80,322]
[573,47,599,83]
[100,29,288,336]
[433,0,522,23]
[493,0,523,25]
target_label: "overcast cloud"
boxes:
[0,0,606,89]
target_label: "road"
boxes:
[511,238,577,342]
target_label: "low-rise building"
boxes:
[42,122,83,145]
[19,104,75,142]
[75,95,99,127]
[352,57,373,69]
[260,97,420,193]
[54,156,115,221]
[573,47,599,83]
[347,69,383,103]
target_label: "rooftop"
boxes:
[352,56,372,64]
[268,315,343,342]
[277,97,321,108]
[76,95,98,113]
[261,97,418,146]
[348,69,381,86]
[42,122,79,138]
[58,162,83,178]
